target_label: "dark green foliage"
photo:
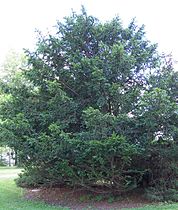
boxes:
[16,132,138,192]
[0,8,177,200]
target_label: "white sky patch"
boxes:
[0,0,178,69]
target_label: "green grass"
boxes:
[0,167,69,210]
[0,179,70,210]
[0,167,178,210]
[126,203,178,210]
[0,166,22,175]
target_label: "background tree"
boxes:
[0,50,27,79]
[0,50,27,165]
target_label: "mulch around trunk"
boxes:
[25,186,153,210]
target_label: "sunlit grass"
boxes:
[0,166,22,174]
[0,167,69,210]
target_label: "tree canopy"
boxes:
[0,8,177,200]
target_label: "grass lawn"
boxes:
[125,203,178,210]
[0,166,22,176]
[0,167,69,210]
[0,167,178,210]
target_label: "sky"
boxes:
[0,0,178,68]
